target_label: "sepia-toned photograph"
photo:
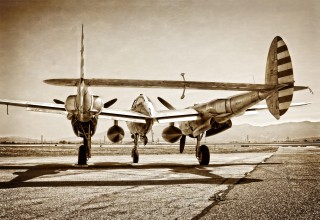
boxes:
[0,0,319,219]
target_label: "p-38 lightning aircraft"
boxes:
[0,25,309,165]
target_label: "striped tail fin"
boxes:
[265,36,294,119]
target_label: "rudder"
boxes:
[265,36,294,119]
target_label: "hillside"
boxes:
[1,121,319,144]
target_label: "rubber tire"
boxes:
[198,145,210,165]
[180,135,186,154]
[132,149,139,163]
[78,145,87,165]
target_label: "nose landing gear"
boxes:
[132,133,139,163]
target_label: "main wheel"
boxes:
[132,149,139,163]
[198,145,210,165]
[78,145,87,165]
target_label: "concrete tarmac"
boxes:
[0,147,318,219]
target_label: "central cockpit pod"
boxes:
[131,94,155,116]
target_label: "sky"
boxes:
[0,0,319,140]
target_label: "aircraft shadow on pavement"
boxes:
[0,162,277,189]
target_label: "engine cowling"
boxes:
[107,125,125,143]
[92,95,103,113]
[65,95,77,113]
[205,119,232,137]
[162,125,183,143]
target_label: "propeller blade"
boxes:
[53,99,65,104]
[104,98,117,108]
[157,97,176,110]
[180,135,186,153]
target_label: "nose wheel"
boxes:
[132,148,139,163]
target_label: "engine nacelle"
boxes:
[65,95,77,113]
[92,95,103,113]
[107,125,125,143]
[162,125,183,143]
[206,119,232,137]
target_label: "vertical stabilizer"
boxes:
[80,24,85,79]
[265,36,294,119]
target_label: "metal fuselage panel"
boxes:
[126,95,154,136]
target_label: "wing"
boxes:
[44,78,309,92]
[100,108,200,124]
[154,108,200,123]
[99,108,150,123]
[0,99,150,123]
[245,102,311,115]
[0,99,67,114]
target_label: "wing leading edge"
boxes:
[245,102,311,115]
[154,108,200,123]
[0,98,201,124]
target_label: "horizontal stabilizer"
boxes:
[44,79,79,86]
[45,78,308,92]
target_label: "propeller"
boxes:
[53,99,65,104]
[180,135,186,153]
[157,97,176,110]
[104,98,117,108]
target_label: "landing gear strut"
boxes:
[195,134,210,165]
[77,123,92,165]
[132,133,139,163]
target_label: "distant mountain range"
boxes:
[0,136,42,144]
[210,121,320,143]
[1,121,319,144]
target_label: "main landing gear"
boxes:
[195,134,210,165]
[78,137,91,165]
[131,133,148,163]
[132,134,139,163]
[77,124,92,166]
